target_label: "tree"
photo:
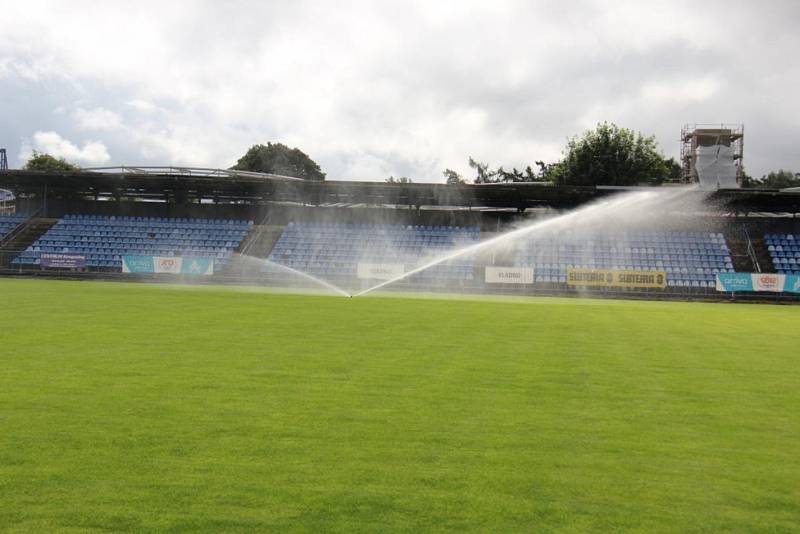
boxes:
[231,142,325,181]
[755,169,800,189]
[442,168,466,185]
[468,158,549,184]
[664,157,682,182]
[553,122,671,186]
[535,160,563,182]
[23,152,80,172]
[740,169,757,188]
[468,157,494,183]
[385,176,412,184]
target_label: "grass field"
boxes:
[1,278,799,532]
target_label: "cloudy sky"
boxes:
[1,0,798,181]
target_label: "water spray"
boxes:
[352,188,703,297]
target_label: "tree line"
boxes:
[18,125,799,189]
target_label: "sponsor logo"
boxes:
[357,263,404,280]
[485,267,534,284]
[754,275,780,289]
[567,269,667,288]
[40,253,86,269]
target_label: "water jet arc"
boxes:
[238,254,353,297]
[353,188,700,297]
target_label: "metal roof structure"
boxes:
[0,167,798,214]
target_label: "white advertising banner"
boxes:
[357,262,405,280]
[485,266,534,284]
[154,256,183,274]
[751,273,785,292]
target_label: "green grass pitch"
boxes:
[1,278,799,532]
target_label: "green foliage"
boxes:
[554,122,670,186]
[740,170,757,188]
[468,157,492,183]
[1,279,799,531]
[664,157,683,182]
[231,142,325,181]
[385,175,412,184]
[442,168,466,185]
[23,152,80,172]
[467,158,548,184]
[754,169,800,189]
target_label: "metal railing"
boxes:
[81,166,305,182]
[743,226,761,273]
[0,207,43,248]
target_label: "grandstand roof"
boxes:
[1,168,799,213]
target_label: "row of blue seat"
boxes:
[269,223,479,281]
[766,234,800,274]
[288,222,480,232]
[14,215,250,271]
[64,214,252,224]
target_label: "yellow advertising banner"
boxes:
[566,269,667,289]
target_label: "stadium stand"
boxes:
[0,214,26,240]
[12,214,252,270]
[765,233,800,275]
[268,222,480,280]
[515,231,734,288]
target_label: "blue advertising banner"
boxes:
[180,257,214,275]
[784,274,800,294]
[716,272,754,292]
[122,255,156,273]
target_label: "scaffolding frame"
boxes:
[681,124,744,185]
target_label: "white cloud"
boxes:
[22,130,111,165]
[641,76,723,105]
[126,99,161,114]
[72,107,122,131]
[1,0,799,178]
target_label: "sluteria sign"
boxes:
[567,268,667,289]
[716,272,800,293]
[485,266,534,284]
[356,262,404,280]
[122,255,215,275]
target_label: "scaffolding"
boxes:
[680,124,744,188]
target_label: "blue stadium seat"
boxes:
[267,222,480,282]
[513,231,732,287]
[12,214,249,271]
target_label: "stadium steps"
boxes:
[724,230,762,272]
[0,218,59,267]
[222,224,285,275]
[242,225,286,258]
[749,237,775,273]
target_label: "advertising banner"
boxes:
[153,256,182,274]
[122,255,214,275]
[715,272,754,292]
[485,266,534,284]
[122,255,155,273]
[357,262,404,280]
[179,257,214,275]
[40,253,86,269]
[716,272,793,293]
[567,269,667,289]
[751,273,785,292]
[784,274,800,294]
